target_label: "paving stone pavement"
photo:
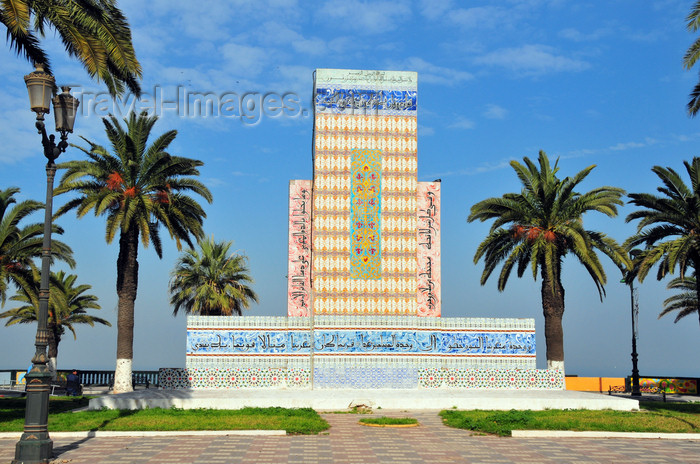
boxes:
[2,411,700,463]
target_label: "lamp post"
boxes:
[14,64,79,464]
[628,279,641,397]
[621,275,641,398]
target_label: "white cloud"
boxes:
[674,133,700,142]
[163,2,238,41]
[425,159,514,178]
[125,0,303,41]
[418,125,435,136]
[418,0,452,20]
[420,2,565,31]
[220,43,269,77]
[327,37,359,54]
[448,117,475,130]
[150,66,216,89]
[316,0,412,34]
[130,23,173,58]
[609,141,646,151]
[271,65,314,95]
[483,104,508,120]
[475,44,590,75]
[257,22,327,55]
[229,170,272,184]
[386,57,473,86]
[419,1,512,30]
[292,37,327,56]
[563,137,660,160]
[0,51,35,80]
[0,124,41,165]
[448,6,510,29]
[258,21,300,44]
[559,27,611,42]
[203,177,227,187]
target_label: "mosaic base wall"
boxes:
[165,315,563,390]
[160,367,564,390]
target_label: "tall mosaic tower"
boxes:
[288,69,441,317]
[171,69,563,392]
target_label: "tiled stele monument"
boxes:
[160,69,564,390]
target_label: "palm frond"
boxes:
[469,150,623,299]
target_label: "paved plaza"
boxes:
[2,410,700,464]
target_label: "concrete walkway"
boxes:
[2,410,699,464]
[88,388,640,411]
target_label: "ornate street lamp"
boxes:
[14,64,79,464]
[626,278,641,397]
[621,249,642,399]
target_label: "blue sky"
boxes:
[1,0,699,378]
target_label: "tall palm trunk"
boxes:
[114,227,139,393]
[541,263,565,372]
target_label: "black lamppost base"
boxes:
[13,368,53,464]
[631,346,641,398]
[13,437,53,464]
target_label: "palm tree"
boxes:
[0,187,74,304]
[468,151,628,371]
[660,275,698,324]
[0,269,109,378]
[55,111,212,392]
[685,1,700,116]
[626,157,700,328]
[1,0,141,97]
[169,237,258,316]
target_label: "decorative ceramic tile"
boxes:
[350,148,382,279]
[314,69,417,117]
[158,368,190,389]
[418,368,565,390]
[187,330,311,355]
[186,326,535,357]
[314,366,418,389]
[311,69,418,315]
[417,182,441,316]
[315,88,417,115]
[288,180,312,316]
[159,367,311,389]
[161,366,563,390]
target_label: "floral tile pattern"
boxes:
[159,367,310,389]
[418,368,565,389]
[160,367,563,390]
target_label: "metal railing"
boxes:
[78,370,160,387]
[0,369,160,388]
